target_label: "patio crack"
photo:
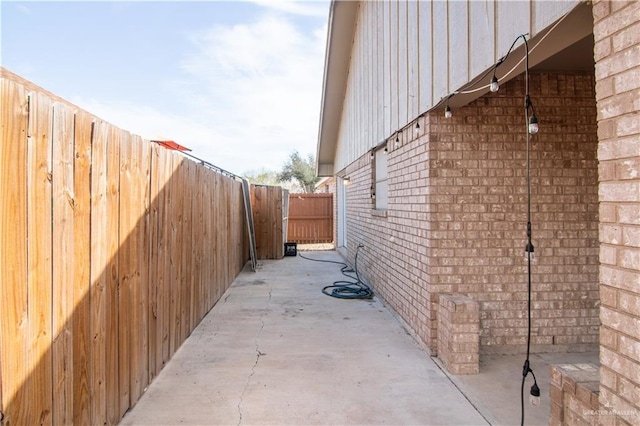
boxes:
[237,285,272,426]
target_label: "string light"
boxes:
[523,360,540,407]
[528,114,539,134]
[490,75,500,92]
[395,133,400,148]
[530,381,541,406]
[524,241,536,263]
[415,120,421,135]
[444,105,452,119]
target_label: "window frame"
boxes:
[372,144,388,211]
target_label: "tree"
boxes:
[243,168,302,192]
[277,151,320,193]
[242,168,281,186]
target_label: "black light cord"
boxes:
[520,34,539,426]
[298,245,373,300]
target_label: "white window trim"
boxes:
[373,145,388,211]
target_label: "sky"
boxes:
[1,0,331,175]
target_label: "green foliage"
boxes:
[277,150,319,193]
[242,168,281,186]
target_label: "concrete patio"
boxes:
[120,251,597,425]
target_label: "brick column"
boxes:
[593,0,640,423]
[437,294,480,375]
[550,364,600,426]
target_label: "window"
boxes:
[373,145,388,210]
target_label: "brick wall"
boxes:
[593,0,640,422]
[342,71,599,356]
[550,364,600,426]
[344,133,433,350]
[424,72,600,353]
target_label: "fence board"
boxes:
[224,178,233,284]
[148,145,160,380]
[204,169,215,309]
[161,151,174,368]
[168,158,181,356]
[90,119,109,425]
[0,78,30,425]
[181,161,192,339]
[129,134,150,404]
[192,165,203,324]
[72,109,93,424]
[214,173,223,304]
[287,193,334,244]
[27,91,54,426]
[51,102,76,425]
[117,131,132,414]
[105,123,121,425]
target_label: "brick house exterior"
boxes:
[344,71,600,354]
[592,0,640,423]
[317,0,639,423]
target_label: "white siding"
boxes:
[398,0,409,127]
[331,0,581,173]
[376,0,384,143]
[496,1,530,55]
[469,0,496,73]
[532,0,576,34]
[390,1,399,132]
[449,0,469,92]
[418,1,433,113]
[383,1,391,138]
[408,0,420,119]
[433,1,449,97]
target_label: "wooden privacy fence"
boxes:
[251,185,286,259]
[0,70,248,425]
[287,193,334,244]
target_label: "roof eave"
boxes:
[315,0,359,177]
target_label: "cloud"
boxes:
[70,7,329,176]
[17,4,31,14]
[176,11,328,174]
[247,0,330,17]
[69,96,223,149]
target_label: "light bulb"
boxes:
[528,114,539,134]
[415,121,420,135]
[343,177,351,186]
[445,106,452,119]
[524,242,536,263]
[529,383,541,406]
[395,135,400,148]
[490,76,499,93]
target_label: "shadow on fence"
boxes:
[1,69,248,425]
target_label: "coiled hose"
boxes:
[298,245,373,299]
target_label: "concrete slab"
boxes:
[120,251,488,425]
[444,351,599,426]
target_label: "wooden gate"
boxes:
[287,193,333,244]
[251,185,285,259]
